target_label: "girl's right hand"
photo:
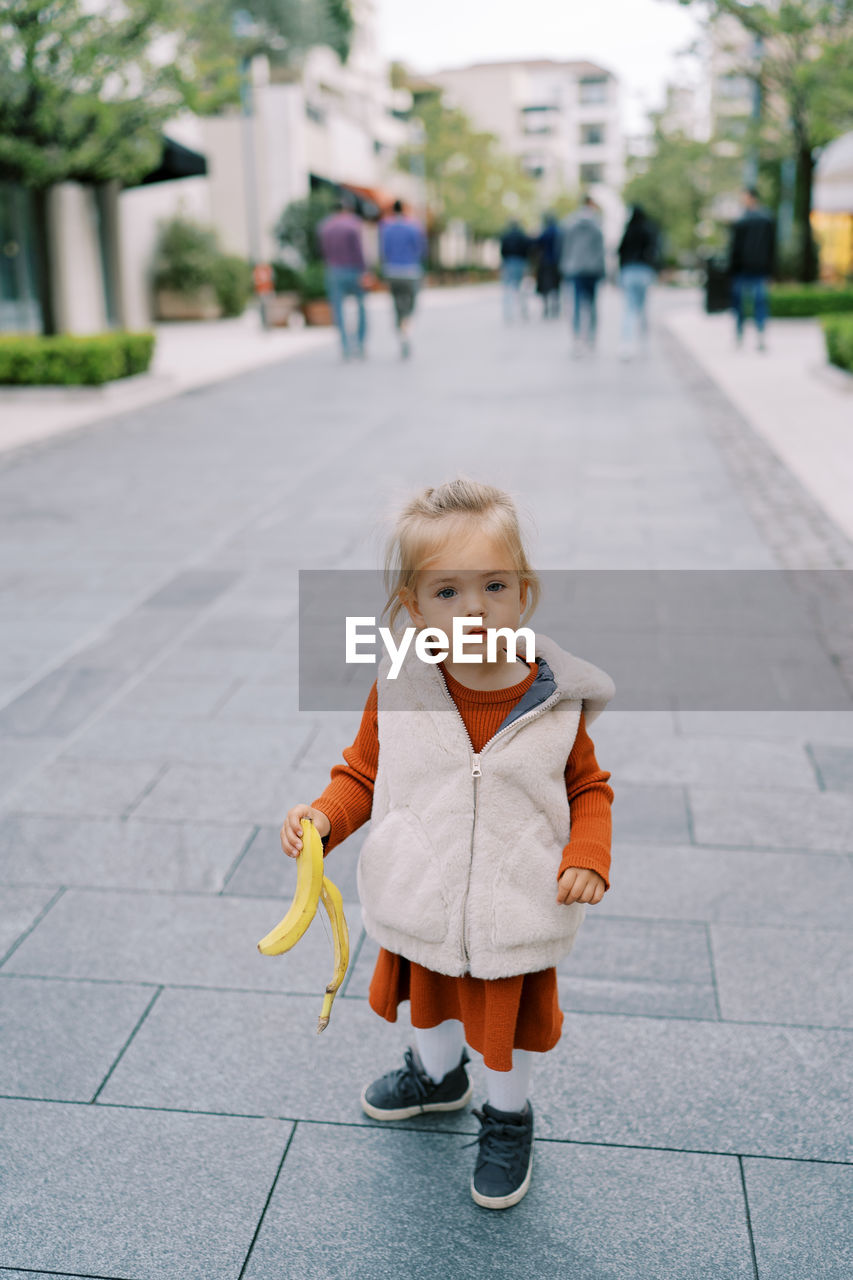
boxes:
[280,805,331,859]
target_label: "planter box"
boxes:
[301,299,334,326]
[155,287,222,321]
[262,292,300,327]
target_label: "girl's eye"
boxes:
[436,587,456,599]
[486,582,506,592]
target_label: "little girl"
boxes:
[281,477,615,1210]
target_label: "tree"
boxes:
[623,110,742,264]
[396,89,538,255]
[676,0,853,280]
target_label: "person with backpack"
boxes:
[617,204,661,361]
[559,195,606,355]
[727,188,777,352]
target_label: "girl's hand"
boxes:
[557,866,606,906]
[280,805,331,859]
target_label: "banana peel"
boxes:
[257,817,349,1034]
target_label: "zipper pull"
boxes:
[471,754,482,777]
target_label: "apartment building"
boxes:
[430,59,625,242]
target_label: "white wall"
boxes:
[48,184,108,334]
[119,176,212,329]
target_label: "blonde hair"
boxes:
[380,476,541,635]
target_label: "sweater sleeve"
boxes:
[309,680,378,855]
[556,709,614,891]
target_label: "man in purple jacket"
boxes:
[317,196,368,360]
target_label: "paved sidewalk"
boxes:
[660,295,853,542]
[1,286,852,1279]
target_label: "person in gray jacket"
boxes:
[559,195,606,354]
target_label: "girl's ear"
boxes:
[399,585,424,627]
[519,578,529,614]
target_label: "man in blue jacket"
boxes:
[379,200,428,359]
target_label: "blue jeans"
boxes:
[325,266,367,356]
[732,275,769,336]
[620,263,655,345]
[567,273,600,342]
[501,257,528,322]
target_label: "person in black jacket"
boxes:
[727,188,776,351]
[499,221,531,323]
[617,204,660,359]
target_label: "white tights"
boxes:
[412,1019,534,1114]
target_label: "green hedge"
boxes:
[0,332,156,386]
[770,286,853,317]
[822,316,853,374]
[211,255,253,317]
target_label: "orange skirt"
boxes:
[368,947,564,1072]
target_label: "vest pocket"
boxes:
[490,841,586,951]
[357,807,450,943]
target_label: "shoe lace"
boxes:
[392,1046,433,1104]
[464,1107,525,1174]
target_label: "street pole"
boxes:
[233,11,270,328]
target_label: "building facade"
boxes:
[429,59,625,242]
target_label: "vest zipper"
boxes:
[435,667,562,972]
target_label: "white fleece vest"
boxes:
[356,632,615,979]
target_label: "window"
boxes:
[717,73,752,101]
[521,104,557,136]
[581,123,605,146]
[580,163,604,184]
[579,76,608,104]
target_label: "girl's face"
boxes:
[402,528,528,658]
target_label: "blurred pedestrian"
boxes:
[317,194,368,360]
[727,188,777,352]
[534,213,562,319]
[379,199,428,360]
[617,204,661,360]
[559,195,606,355]
[499,220,531,323]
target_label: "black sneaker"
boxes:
[468,1100,534,1209]
[360,1046,472,1121]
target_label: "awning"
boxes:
[134,136,208,187]
[308,173,395,221]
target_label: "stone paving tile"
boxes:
[1,759,164,819]
[62,714,311,767]
[689,785,853,851]
[0,666,129,738]
[590,730,816,789]
[0,737,64,796]
[214,680,304,721]
[557,975,719,1018]
[185,615,290,649]
[598,843,853,930]
[96,985,851,1161]
[743,1157,853,1280]
[611,783,691,844]
[563,916,713,984]
[0,885,60,960]
[142,567,240,609]
[0,1098,289,1279]
[62,607,196,671]
[711,924,853,1028]
[150,645,269,680]
[677,709,853,743]
[809,743,853,791]
[128,761,291,825]
[0,816,253,891]
[110,674,239,719]
[0,886,363,995]
[532,1012,852,1160]
[0,975,156,1100]
[222,822,364,903]
[243,1122,754,1280]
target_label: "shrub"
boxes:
[274,190,338,265]
[211,254,253,317]
[769,286,853,318]
[272,261,303,293]
[0,332,156,386]
[822,316,853,373]
[298,261,328,301]
[152,217,220,294]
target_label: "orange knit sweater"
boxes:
[311,659,614,1070]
